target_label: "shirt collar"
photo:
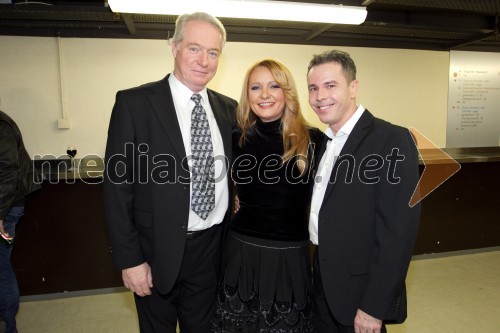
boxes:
[325,104,365,139]
[169,73,209,106]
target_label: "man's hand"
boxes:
[122,262,153,297]
[354,308,383,333]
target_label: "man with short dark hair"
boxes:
[307,50,421,333]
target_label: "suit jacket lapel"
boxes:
[317,135,329,161]
[207,89,232,169]
[148,75,187,160]
[313,135,329,183]
[322,110,374,201]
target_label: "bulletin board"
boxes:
[446,50,500,148]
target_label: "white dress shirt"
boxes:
[169,74,229,231]
[309,105,365,245]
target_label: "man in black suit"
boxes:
[104,12,237,333]
[307,50,421,333]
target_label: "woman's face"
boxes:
[248,66,285,122]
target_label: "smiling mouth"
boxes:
[316,104,333,111]
[258,102,275,107]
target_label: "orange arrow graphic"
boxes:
[408,127,461,207]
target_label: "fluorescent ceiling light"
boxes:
[108,0,367,25]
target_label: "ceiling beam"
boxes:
[121,13,136,36]
[303,24,334,41]
[448,30,498,49]
[449,13,499,49]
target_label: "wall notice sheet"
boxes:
[447,50,500,148]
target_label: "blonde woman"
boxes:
[211,59,324,332]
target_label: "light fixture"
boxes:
[107,0,367,25]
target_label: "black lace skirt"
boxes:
[211,231,314,333]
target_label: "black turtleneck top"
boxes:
[230,118,324,241]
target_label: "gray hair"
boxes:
[172,12,227,51]
[307,50,357,83]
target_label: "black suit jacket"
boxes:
[104,75,237,294]
[317,110,421,325]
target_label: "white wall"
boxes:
[0,35,449,158]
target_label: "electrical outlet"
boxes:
[58,119,71,129]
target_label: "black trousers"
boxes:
[312,248,387,333]
[134,224,223,333]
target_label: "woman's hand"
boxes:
[233,195,240,213]
[0,219,14,244]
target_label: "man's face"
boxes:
[307,62,358,133]
[172,20,222,92]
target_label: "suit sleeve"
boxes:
[104,91,145,269]
[360,127,421,321]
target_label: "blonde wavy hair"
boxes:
[237,59,311,174]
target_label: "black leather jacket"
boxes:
[0,110,41,220]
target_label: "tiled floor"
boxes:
[13,249,500,333]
